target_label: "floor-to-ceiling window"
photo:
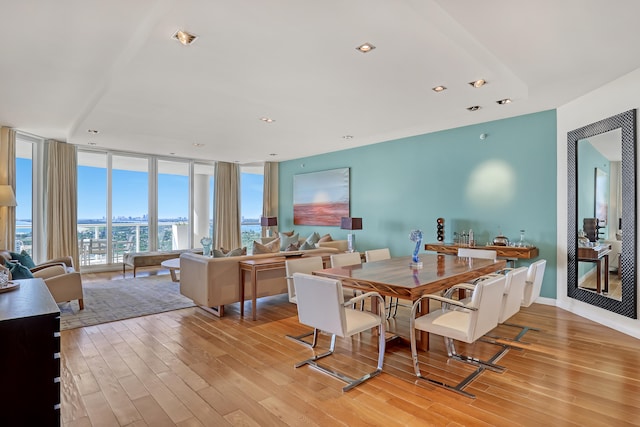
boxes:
[77,151,108,265]
[241,165,264,250]
[14,136,33,254]
[157,159,189,251]
[112,155,150,258]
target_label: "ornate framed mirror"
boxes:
[567,109,637,318]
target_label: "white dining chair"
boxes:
[284,256,324,347]
[409,274,506,398]
[292,273,386,391]
[457,248,498,261]
[330,252,363,308]
[365,248,405,318]
[502,259,547,342]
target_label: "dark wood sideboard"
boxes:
[0,278,61,426]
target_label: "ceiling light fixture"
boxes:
[356,43,376,53]
[497,98,512,105]
[342,135,354,140]
[467,106,481,111]
[269,153,277,157]
[193,143,204,147]
[432,86,447,92]
[469,79,487,88]
[88,142,97,146]
[87,129,99,134]
[172,30,198,46]
[260,117,275,123]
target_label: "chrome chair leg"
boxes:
[286,328,318,348]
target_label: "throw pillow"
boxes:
[279,232,299,251]
[285,242,300,252]
[9,250,36,269]
[212,247,247,257]
[318,233,333,243]
[299,241,314,250]
[305,232,321,246]
[3,260,34,280]
[252,238,280,254]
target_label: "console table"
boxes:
[239,257,288,321]
[424,243,539,260]
[578,244,612,294]
[0,278,61,426]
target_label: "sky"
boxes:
[15,158,264,221]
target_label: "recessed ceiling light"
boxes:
[467,106,481,111]
[192,143,204,147]
[269,153,277,157]
[469,79,487,88]
[87,129,99,134]
[88,142,97,146]
[432,86,447,92]
[356,43,376,53]
[342,135,354,140]
[172,30,198,46]
[497,98,512,105]
[260,117,275,123]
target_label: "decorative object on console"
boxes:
[200,236,212,256]
[409,229,423,268]
[341,217,362,253]
[583,217,605,242]
[492,227,509,246]
[436,218,444,242]
[260,216,278,237]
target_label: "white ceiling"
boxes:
[2,0,640,164]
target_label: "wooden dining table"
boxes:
[313,254,506,350]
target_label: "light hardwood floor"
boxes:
[61,272,640,426]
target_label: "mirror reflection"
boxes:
[567,108,636,319]
[577,129,622,301]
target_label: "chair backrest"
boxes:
[293,273,348,337]
[285,256,324,304]
[457,248,498,261]
[522,259,547,307]
[330,252,362,268]
[498,267,528,323]
[467,274,505,341]
[365,248,391,262]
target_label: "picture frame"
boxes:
[293,168,350,226]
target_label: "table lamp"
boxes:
[341,217,362,253]
[260,216,278,237]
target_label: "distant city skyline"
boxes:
[15,158,264,221]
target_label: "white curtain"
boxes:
[0,127,16,251]
[44,140,79,266]
[214,162,241,250]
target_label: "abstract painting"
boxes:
[293,168,349,226]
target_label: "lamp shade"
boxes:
[0,185,17,207]
[340,217,362,230]
[260,216,278,227]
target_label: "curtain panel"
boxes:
[214,162,241,250]
[45,140,79,267]
[0,127,16,251]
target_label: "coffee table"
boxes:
[160,258,180,282]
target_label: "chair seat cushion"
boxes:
[344,308,382,336]
[414,309,473,343]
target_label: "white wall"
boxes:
[557,67,640,339]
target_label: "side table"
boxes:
[239,257,286,320]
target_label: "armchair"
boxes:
[0,250,84,310]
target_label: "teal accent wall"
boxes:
[279,110,558,298]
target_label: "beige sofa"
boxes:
[180,247,341,317]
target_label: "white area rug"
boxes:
[59,275,195,330]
